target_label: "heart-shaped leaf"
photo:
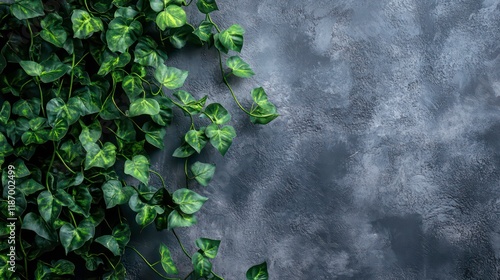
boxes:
[21,212,57,242]
[219,24,245,53]
[204,103,231,124]
[192,252,212,277]
[196,0,218,14]
[46,97,83,126]
[40,14,68,48]
[134,36,168,68]
[71,10,104,39]
[124,155,150,185]
[10,0,44,20]
[249,87,279,124]
[59,220,95,254]
[106,17,142,53]
[190,161,216,187]
[40,56,71,83]
[246,262,268,280]
[37,191,62,224]
[154,64,188,90]
[102,180,135,209]
[227,56,255,78]
[84,142,117,170]
[172,188,208,214]
[98,50,131,76]
[167,209,197,230]
[19,61,43,77]
[193,20,213,42]
[128,98,160,117]
[205,124,236,156]
[156,5,186,30]
[185,130,207,153]
[142,122,166,149]
[0,101,10,125]
[195,237,220,259]
[159,244,178,274]
[12,98,40,119]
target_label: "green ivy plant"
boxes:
[0,0,277,279]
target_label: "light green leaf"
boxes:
[246,262,269,280]
[128,193,159,228]
[59,220,95,254]
[0,101,10,125]
[124,155,150,185]
[102,180,135,209]
[128,98,160,117]
[185,129,207,153]
[159,244,178,275]
[71,10,104,39]
[227,56,255,78]
[172,142,196,158]
[191,161,215,187]
[192,252,212,277]
[10,0,44,20]
[173,90,207,114]
[193,20,213,42]
[40,14,68,48]
[98,50,131,76]
[106,17,143,53]
[154,64,188,90]
[156,5,187,30]
[204,103,231,124]
[172,188,208,214]
[134,36,168,68]
[195,237,220,259]
[167,209,197,230]
[19,61,43,76]
[196,0,218,14]
[205,124,236,156]
[37,191,62,224]
[12,98,40,119]
[84,142,117,170]
[21,212,57,242]
[219,24,245,53]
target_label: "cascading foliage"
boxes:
[0,0,277,279]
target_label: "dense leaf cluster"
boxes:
[0,0,276,279]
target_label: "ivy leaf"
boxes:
[21,212,57,242]
[12,98,40,119]
[122,75,143,100]
[124,155,150,185]
[173,90,207,114]
[205,124,236,156]
[0,101,10,125]
[40,57,71,83]
[71,10,104,39]
[172,188,208,214]
[54,185,92,217]
[168,24,195,49]
[156,5,187,31]
[37,191,63,224]
[83,255,104,271]
[59,220,95,255]
[98,50,131,76]
[92,0,113,13]
[10,0,44,20]
[134,36,168,68]
[172,142,196,158]
[74,86,103,115]
[115,118,136,143]
[219,24,245,53]
[106,17,143,53]
[114,7,139,19]
[167,209,197,230]
[17,179,44,196]
[193,20,213,42]
[128,193,160,228]
[40,14,68,48]
[191,162,216,187]
[246,262,269,280]
[84,142,117,170]
[249,87,279,124]
[195,237,220,259]
[102,180,135,209]
[95,224,130,256]
[59,140,85,165]
[48,119,69,141]
[196,0,218,14]
[227,56,255,78]
[152,96,173,126]
[154,64,188,90]
[21,130,49,145]
[79,120,102,149]
[19,61,43,76]
[159,244,178,275]
[204,103,231,124]
[50,259,75,276]
[150,0,186,12]
[102,263,126,280]
[0,132,13,158]
[46,97,83,127]
[128,98,160,117]
[185,129,207,153]
[142,122,166,149]
[192,252,212,277]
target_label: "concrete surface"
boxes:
[124,1,500,279]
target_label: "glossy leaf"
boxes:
[46,97,83,126]
[167,209,197,230]
[71,10,104,39]
[84,142,117,170]
[40,14,68,48]
[40,58,71,83]
[192,252,212,277]
[193,20,213,42]
[122,75,143,100]
[142,122,166,149]
[59,220,95,254]
[79,120,102,149]
[106,17,143,53]
[156,5,187,30]
[172,188,208,214]
[115,6,139,19]
[21,130,49,145]
[168,24,195,49]
[191,161,216,186]
[95,223,130,256]
[10,0,44,20]
[227,56,255,78]
[196,0,218,14]
[0,101,10,125]
[219,24,245,53]
[172,142,196,158]
[246,262,269,280]
[0,132,13,157]
[196,237,220,259]
[249,87,279,124]
[102,180,135,209]
[12,98,40,119]
[185,129,207,153]
[48,119,69,141]
[21,212,57,242]
[115,118,136,143]
[150,0,185,12]
[154,64,188,90]
[134,36,168,68]
[124,155,150,185]
[98,50,131,76]
[205,124,236,156]
[204,103,231,124]
[20,61,43,76]
[37,191,62,224]
[17,179,44,196]
[159,243,178,274]
[128,98,160,117]
[173,90,207,114]
[152,96,173,126]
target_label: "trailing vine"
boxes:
[0,0,277,279]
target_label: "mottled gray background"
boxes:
[124,1,500,279]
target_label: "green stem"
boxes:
[212,270,224,279]
[68,52,76,99]
[68,210,77,228]
[126,246,177,280]
[207,14,221,33]
[26,20,34,61]
[45,144,57,190]
[172,229,191,260]
[171,100,194,127]
[56,151,77,174]
[36,77,46,117]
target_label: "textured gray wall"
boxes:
[124,1,500,279]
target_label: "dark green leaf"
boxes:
[0,132,13,157]
[154,64,188,90]
[142,122,166,149]
[191,161,215,187]
[55,185,92,217]
[12,98,40,119]
[168,24,195,49]
[219,24,245,53]
[79,120,102,149]
[83,255,103,271]
[246,262,268,280]
[193,20,213,42]
[195,237,220,259]
[106,17,143,53]
[205,124,236,156]
[173,90,207,114]
[185,129,207,153]
[71,10,104,39]
[102,263,126,280]
[59,220,95,254]
[98,50,131,76]
[38,191,62,224]
[156,5,187,31]
[128,193,159,228]
[152,96,173,126]
[124,155,150,185]
[115,6,139,19]
[40,57,71,83]
[122,75,144,100]
[227,56,255,78]
[95,224,130,256]
[21,212,57,242]
[21,130,49,145]
[50,259,75,275]
[159,243,178,274]
[102,180,135,208]
[172,188,208,214]
[204,103,231,124]
[17,179,44,196]
[84,142,117,170]
[115,118,136,142]
[134,36,168,68]
[46,97,83,126]
[150,0,186,12]
[74,86,103,115]
[196,0,218,14]
[167,209,197,230]
[40,14,68,48]
[172,142,196,158]
[48,119,69,141]
[192,252,212,277]
[19,60,43,76]
[249,87,278,124]
[10,0,44,20]
[129,98,160,117]
[0,101,10,125]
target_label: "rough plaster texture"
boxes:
[124,1,500,279]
